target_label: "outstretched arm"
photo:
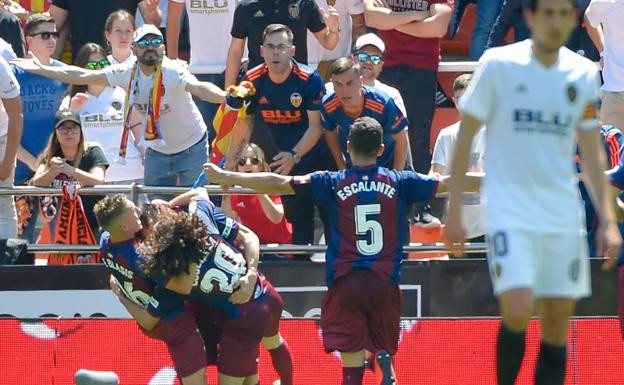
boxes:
[11,57,110,86]
[204,163,295,195]
[229,223,260,305]
[185,76,226,103]
[435,171,484,195]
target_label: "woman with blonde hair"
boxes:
[222,142,293,259]
[104,9,136,65]
[33,109,109,232]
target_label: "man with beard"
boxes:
[321,57,410,171]
[12,24,228,194]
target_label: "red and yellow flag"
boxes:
[210,81,255,164]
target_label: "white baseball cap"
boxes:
[354,33,385,54]
[133,24,163,43]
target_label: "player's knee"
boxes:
[262,333,283,350]
[341,350,366,367]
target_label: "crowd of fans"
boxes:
[0,0,621,264]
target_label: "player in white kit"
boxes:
[444,1,622,385]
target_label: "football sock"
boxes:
[534,341,567,385]
[342,366,365,385]
[497,323,526,385]
[269,341,293,385]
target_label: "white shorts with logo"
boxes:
[487,228,591,299]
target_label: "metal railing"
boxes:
[0,184,487,256]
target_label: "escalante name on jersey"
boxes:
[336,180,396,201]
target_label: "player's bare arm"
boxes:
[324,129,348,170]
[185,76,226,103]
[109,275,160,330]
[270,110,324,175]
[577,128,622,269]
[229,224,260,305]
[444,113,483,256]
[224,116,252,170]
[204,162,295,195]
[11,57,110,86]
[394,3,453,39]
[436,172,484,195]
[363,0,429,30]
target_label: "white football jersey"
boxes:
[459,39,600,233]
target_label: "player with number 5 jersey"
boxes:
[203,116,481,385]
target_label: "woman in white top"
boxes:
[104,10,137,66]
[65,43,144,184]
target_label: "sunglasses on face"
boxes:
[136,37,163,49]
[56,124,80,134]
[86,59,110,70]
[29,31,60,40]
[356,52,383,65]
[237,156,261,167]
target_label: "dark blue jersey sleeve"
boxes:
[384,97,409,136]
[304,71,325,111]
[192,199,240,242]
[398,171,439,205]
[147,286,186,320]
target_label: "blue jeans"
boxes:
[450,0,504,60]
[144,134,208,198]
[193,73,224,144]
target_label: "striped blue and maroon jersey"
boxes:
[100,232,156,309]
[321,86,408,168]
[293,165,438,286]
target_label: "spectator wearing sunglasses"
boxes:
[11,13,68,241]
[221,142,293,257]
[325,33,406,116]
[12,24,229,197]
[322,57,410,171]
[62,43,144,187]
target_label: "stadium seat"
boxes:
[408,225,447,260]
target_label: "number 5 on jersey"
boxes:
[355,204,383,255]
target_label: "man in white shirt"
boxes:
[13,25,227,193]
[0,55,22,239]
[167,0,238,142]
[445,1,622,385]
[430,73,486,256]
[307,0,366,81]
[585,0,624,131]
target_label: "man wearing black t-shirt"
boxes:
[49,0,162,60]
[224,0,340,87]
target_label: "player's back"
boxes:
[100,232,155,308]
[307,165,437,286]
[459,39,601,233]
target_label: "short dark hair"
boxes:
[525,0,575,12]
[348,117,383,157]
[140,211,211,278]
[25,13,55,36]
[94,194,128,232]
[262,24,294,44]
[329,57,361,77]
[452,74,472,93]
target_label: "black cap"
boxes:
[54,109,81,129]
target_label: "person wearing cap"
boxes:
[321,56,410,171]
[13,24,229,196]
[325,32,406,116]
[32,109,109,232]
